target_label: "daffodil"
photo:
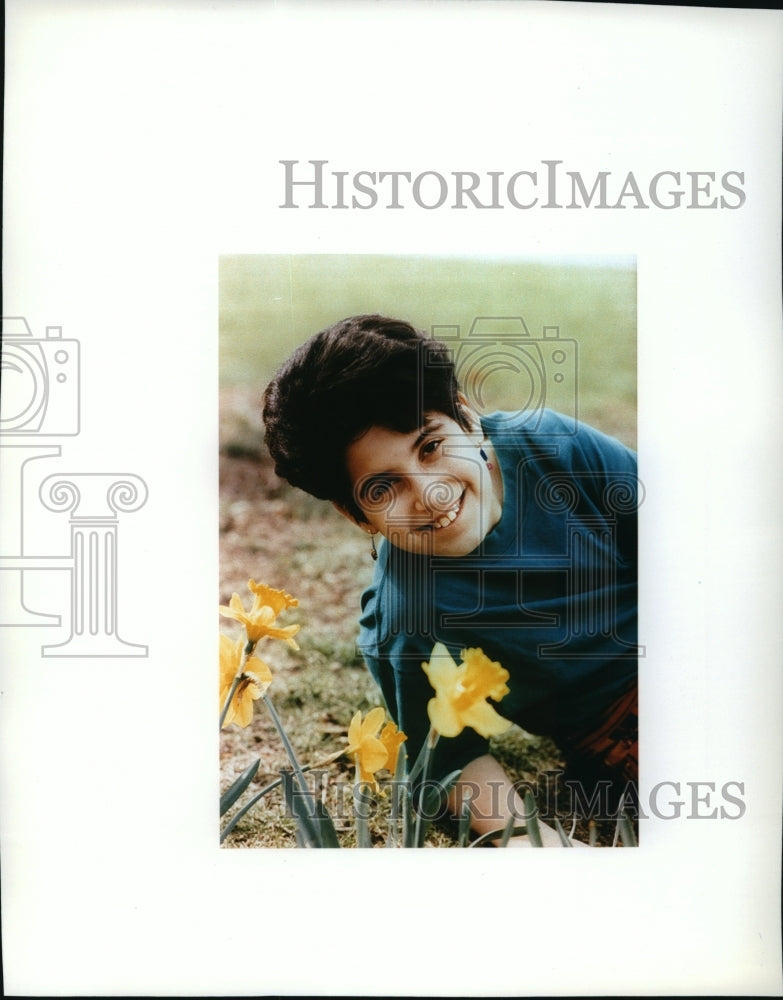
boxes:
[378,720,407,776]
[346,706,390,788]
[219,633,273,728]
[422,643,512,738]
[219,579,300,647]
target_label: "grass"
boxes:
[219,254,636,448]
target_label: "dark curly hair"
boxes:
[262,315,469,521]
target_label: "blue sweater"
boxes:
[357,409,640,779]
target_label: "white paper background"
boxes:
[2,1,782,995]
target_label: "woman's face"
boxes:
[343,408,503,557]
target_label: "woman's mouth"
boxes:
[424,491,464,530]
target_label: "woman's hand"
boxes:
[448,753,588,847]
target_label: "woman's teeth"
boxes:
[433,499,461,529]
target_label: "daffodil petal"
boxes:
[357,736,388,775]
[223,678,256,728]
[360,706,387,739]
[358,765,381,790]
[461,700,512,738]
[245,656,273,693]
[346,710,364,751]
[263,623,301,648]
[427,696,464,738]
[229,593,246,613]
[379,722,407,773]
[422,643,459,688]
[219,633,242,681]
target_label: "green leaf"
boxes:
[391,741,407,783]
[437,769,463,795]
[354,783,374,849]
[407,727,438,785]
[281,768,340,848]
[220,775,283,843]
[499,810,516,848]
[220,759,260,817]
[415,783,443,847]
[281,768,320,847]
[468,825,528,848]
[402,782,416,848]
[413,770,462,847]
[457,800,472,848]
[523,790,544,847]
[617,811,637,848]
[553,816,573,847]
[313,799,341,848]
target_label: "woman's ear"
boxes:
[456,392,482,433]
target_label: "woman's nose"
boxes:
[411,482,428,513]
[410,477,460,514]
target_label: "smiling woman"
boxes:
[262,312,640,845]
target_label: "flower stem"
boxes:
[262,692,310,799]
[413,727,439,848]
[219,673,243,730]
[354,760,373,848]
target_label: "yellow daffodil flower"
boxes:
[219,579,300,648]
[219,633,273,728]
[378,720,407,776]
[422,643,512,738]
[345,706,390,788]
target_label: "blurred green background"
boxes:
[219,254,636,447]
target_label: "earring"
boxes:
[368,531,378,561]
[479,445,494,472]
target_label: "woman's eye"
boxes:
[362,478,395,506]
[421,439,442,459]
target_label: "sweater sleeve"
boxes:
[535,412,638,569]
[570,418,639,568]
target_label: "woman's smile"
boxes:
[419,490,464,531]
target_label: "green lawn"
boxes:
[219,253,636,447]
